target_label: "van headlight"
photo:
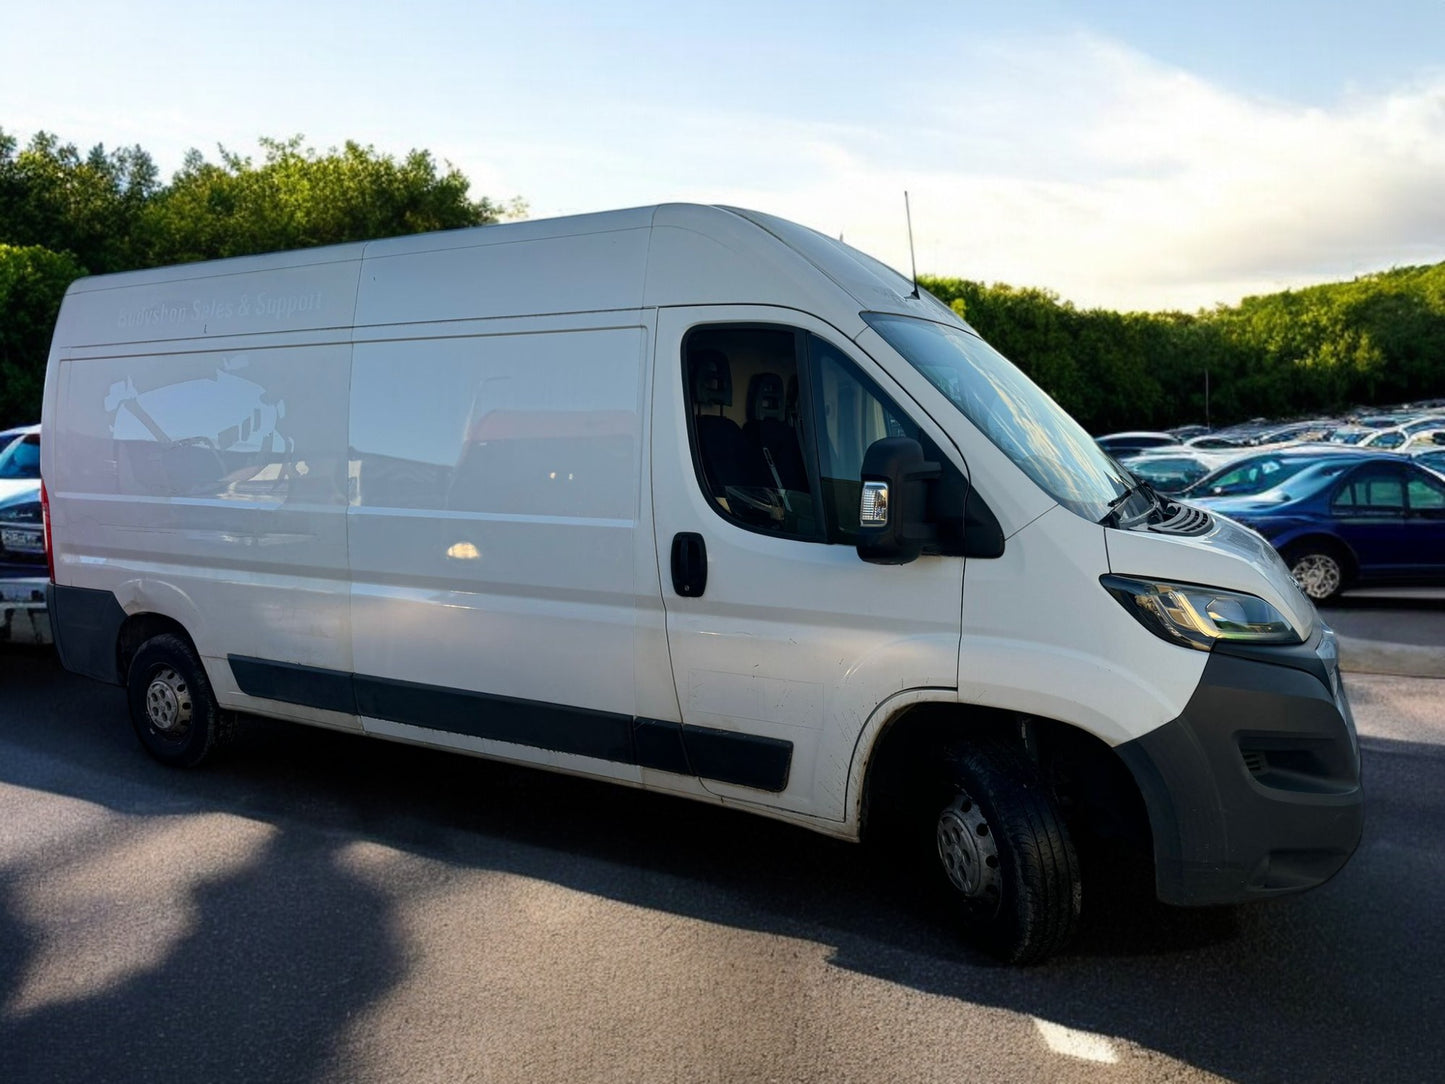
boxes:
[1100,575,1302,650]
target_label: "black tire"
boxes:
[126,633,234,768]
[1284,542,1350,604]
[930,739,1081,965]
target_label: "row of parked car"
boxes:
[0,423,48,643]
[0,424,42,564]
[1098,403,1445,603]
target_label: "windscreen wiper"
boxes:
[1101,478,1162,529]
[1121,479,1166,528]
[1100,484,1137,527]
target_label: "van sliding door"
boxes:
[345,319,654,777]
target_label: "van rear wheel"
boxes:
[126,633,233,768]
[930,739,1081,965]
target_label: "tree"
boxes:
[0,244,87,426]
[0,129,158,274]
[139,136,524,265]
[0,130,525,426]
[923,264,1445,433]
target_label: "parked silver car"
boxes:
[0,425,51,645]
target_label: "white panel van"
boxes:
[41,205,1362,963]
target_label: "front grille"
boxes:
[1241,750,1267,775]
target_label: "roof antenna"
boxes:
[904,191,920,299]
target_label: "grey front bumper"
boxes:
[1115,625,1363,906]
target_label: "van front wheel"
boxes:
[126,634,233,768]
[931,740,1081,965]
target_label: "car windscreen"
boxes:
[1256,460,1355,501]
[863,313,1131,522]
[1123,457,1209,493]
[1188,455,1328,496]
[0,435,40,480]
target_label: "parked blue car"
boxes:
[1180,444,1383,499]
[1193,454,1445,602]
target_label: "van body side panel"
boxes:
[56,251,366,346]
[346,321,649,773]
[957,506,1208,746]
[643,213,862,325]
[357,225,652,325]
[50,339,355,680]
[45,242,362,729]
[626,315,700,796]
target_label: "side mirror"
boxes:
[856,437,940,565]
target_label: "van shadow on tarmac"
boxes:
[1,647,1440,1083]
[0,646,404,1081]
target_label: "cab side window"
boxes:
[683,326,822,541]
[809,336,920,545]
[682,325,980,553]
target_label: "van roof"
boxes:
[56,204,969,350]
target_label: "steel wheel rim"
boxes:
[145,666,193,741]
[937,791,1003,914]
[1291,554,1341,600]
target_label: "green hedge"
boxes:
[923,264,1445,433]
[0,244,87,427]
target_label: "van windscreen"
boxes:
[863,313,1131,523]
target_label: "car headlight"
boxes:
[1101,575,1302,650]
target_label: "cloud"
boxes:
[504,33,1445,312]
[7,21,1442,313]
[911,39,1445,308]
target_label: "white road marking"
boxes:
[1033,1017,1122,1063]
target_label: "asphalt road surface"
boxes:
[1323,588,1445,650]
[1,647,1441,1083]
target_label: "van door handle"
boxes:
[671,533,708,597]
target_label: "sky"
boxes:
[3,0,1443,311]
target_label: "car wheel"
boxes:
[1286,546,1347,603]
[126,633,234,767]
[930,739,1081,965]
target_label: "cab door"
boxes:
[650,306,964,821]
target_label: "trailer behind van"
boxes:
[42,205,1362,963]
